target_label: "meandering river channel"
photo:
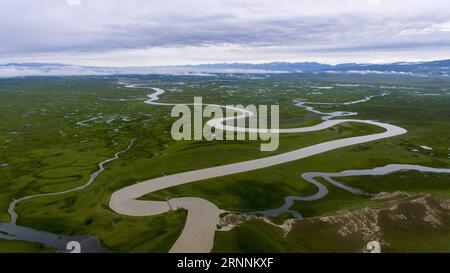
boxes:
[2,81,449,253]
[109,82,449,253]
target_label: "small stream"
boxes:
[252,164,450,218]
[0,138,135,252]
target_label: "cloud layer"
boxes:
[1,0,450,65]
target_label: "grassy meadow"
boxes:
[0,74,448,252]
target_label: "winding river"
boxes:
[109,82,447,253]
[253,164,450,218]
[2,80,449,253]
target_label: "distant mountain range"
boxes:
[1,59,449,77]
[190,60,450,76]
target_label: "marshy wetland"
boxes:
[0,74,449,252]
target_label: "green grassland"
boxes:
[0,239,54,253]
[340,172,450,197]
[0,74,449,252]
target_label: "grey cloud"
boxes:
[1,0,450,62]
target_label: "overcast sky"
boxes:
[1,0,450,66]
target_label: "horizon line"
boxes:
[1,57,450,68]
